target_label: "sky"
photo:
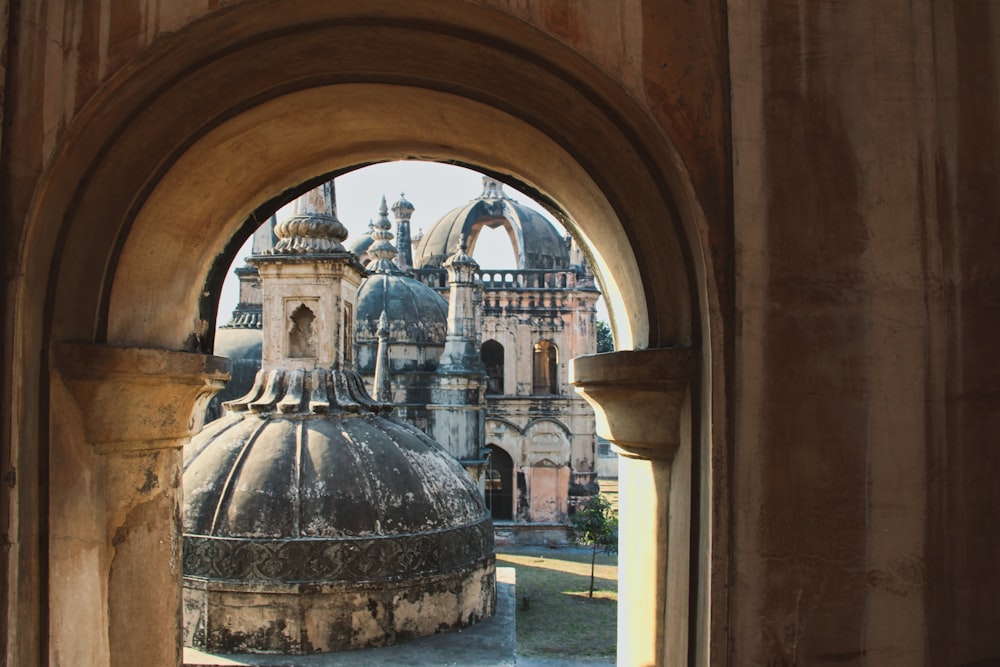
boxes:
[216,160,605,326]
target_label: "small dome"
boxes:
[355,274,448,345]
[391,192,414,216]
[413,176,569,270]
[348,220,376,261]
[205,327,263,421]
[355,195,448,349]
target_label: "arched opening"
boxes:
[481,339,505,395]
[532,339,559,395]
[14,4,716,665]
[287,303,317,358]
[485,444,515,521]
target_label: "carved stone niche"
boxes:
[569,348,696,462]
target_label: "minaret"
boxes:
[222,214,276,330]
[250,180,365,372]
[391,192,414,271]
[368,195,403,275]
[430,236,488,478]
[439,236,485,373]
[372,310,392,402]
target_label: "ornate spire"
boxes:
[439,235,484,374]
[479,176,506,200]
[391,192,414,217]
[249,178,366,373]
[391,192,414,271]
[372,310,393,402]
[271,181,349,254]
[443,234,478,275]
[367,195,403,274]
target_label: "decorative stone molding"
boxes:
[184,518,494,583]
[54,342,230,453]
[569,347,696,461]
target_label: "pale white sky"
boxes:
[216,160,605,326]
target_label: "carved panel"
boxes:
[184,518,494,584]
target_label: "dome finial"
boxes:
[368,194,402,273]
[271,180,348,254]
[391,193,415,271]
[480,176,506,200]
[444,233,478,272]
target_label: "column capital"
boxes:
[54,342,230,453]
[570,347,696,462]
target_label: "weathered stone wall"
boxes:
[729,2,1000,664]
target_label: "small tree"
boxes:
[570,494,619,598]
[596,320,614,353]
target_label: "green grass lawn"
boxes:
[496,545,618,660]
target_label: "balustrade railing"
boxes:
[411,268,595,291]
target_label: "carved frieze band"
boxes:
[183,518,494,583]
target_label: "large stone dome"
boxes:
[183,368,495,653]
[413,176,570,270]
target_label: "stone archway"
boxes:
[484,444,516,522]
[11,3,718,665]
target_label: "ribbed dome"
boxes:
[355,273,448,345]
[413,176,569,270]
[182,368,495,653]
[354,194,448,348]
[185,375,486,543]
[184,368,490,565]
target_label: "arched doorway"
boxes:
[485,444,515,521]
[481,339,505,394]
[532,339,559,395]
[12,4,717,665]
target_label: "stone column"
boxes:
[570,348,696,667]
[54,344,229,667]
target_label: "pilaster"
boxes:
[53,343,229,667]
[570,347,696,666]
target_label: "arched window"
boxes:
[532,339,558,394]
[480,340,505,394]
[484,444,514,521]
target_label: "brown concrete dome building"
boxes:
[182,184,494,654]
